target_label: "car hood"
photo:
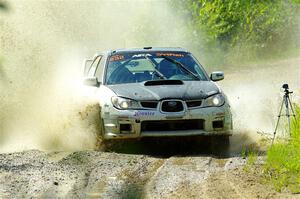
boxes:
[106,81,221,101]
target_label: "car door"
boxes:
[83,55,102,97]
[87,55,102,78]
[94,55,106,83]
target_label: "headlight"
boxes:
[202,94,225,107]
[111,96,140,110]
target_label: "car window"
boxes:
[105,52,208,85]
[88,56,102,77]
[126,59,153,72]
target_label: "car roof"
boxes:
[95,47,188,56]
[112,47,188,53]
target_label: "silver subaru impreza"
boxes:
[83,47,232,143]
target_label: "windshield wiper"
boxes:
[161,55,200,80]
[144,55,167,80]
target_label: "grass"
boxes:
[264,105,300,193]
[242,145,259,173]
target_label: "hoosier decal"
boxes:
[134,111,155,117]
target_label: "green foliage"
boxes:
[174,0,300,65]
[264,105,300,193]
[247,151,258,166]
[0,1,8,11]
[240,144,260,173]
[243,151,258,173]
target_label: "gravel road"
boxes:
[0,141,298,199]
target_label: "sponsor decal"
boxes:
[109,55,124,61]
[132,53,152,58]
[134,111,155,117]
[156,52,185,57]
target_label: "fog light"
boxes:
[120,124,132,133]
[213,121,224,129]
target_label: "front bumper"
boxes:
[101,104,232,139]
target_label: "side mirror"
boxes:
[83,77,100,87]
[83,59,93,76]
[210,71,224,81]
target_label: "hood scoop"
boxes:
[144,80,184,86]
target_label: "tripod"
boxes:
[272,84,296,145]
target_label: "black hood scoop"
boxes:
[144,80,184,86]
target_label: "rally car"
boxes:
[83,47,232,143]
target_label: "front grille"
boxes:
[161,100,184,112]
[141,119,204,132]
[140,101,158,109]
[186,100,202,108]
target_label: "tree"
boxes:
[0,1,8,11]
[174,0,299,63]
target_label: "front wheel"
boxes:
[210,135,230,155]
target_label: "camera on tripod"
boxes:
[272,83,296,144]
[282,83,293,94]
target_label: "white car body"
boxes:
[83,47,233,140]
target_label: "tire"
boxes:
[210,135,230,155]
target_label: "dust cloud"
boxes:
[0,0,199,152]
[219,59,300,140]
[0,0,299,153]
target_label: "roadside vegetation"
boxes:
[264,105,300,193]
[0,0,8,67]
[0,1,8,11]
[242,149,258,173]
[173,0,300,66]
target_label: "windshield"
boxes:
[105,51,208,85]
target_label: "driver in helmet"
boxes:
[158,59,180,79]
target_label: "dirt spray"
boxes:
[0,0,299,153]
